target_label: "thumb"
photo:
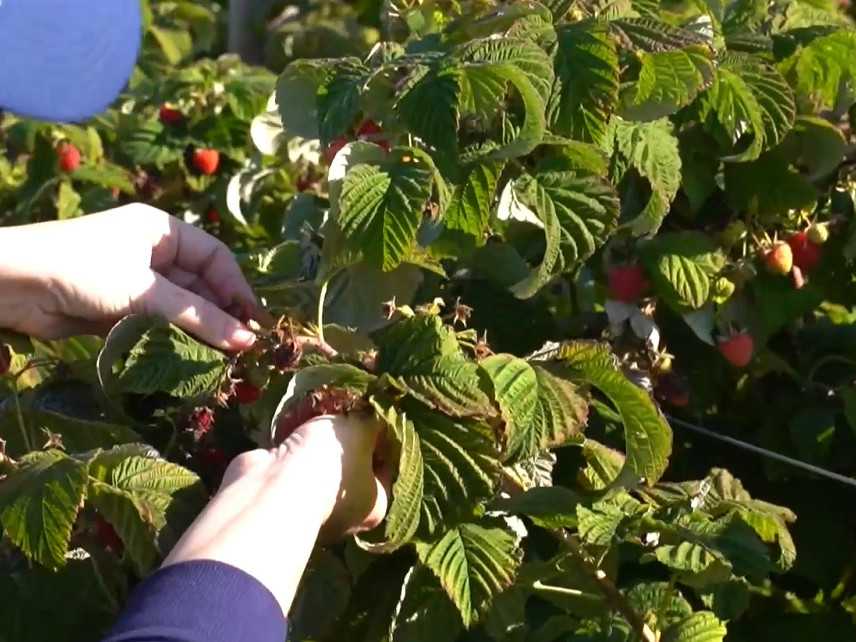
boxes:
[136,272,256,351]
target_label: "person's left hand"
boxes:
[0,204,259,351]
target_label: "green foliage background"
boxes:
[2,0,856,640]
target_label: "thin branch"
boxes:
[297,335,338,360]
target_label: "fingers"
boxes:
[152,217,258,311]
[136,272,256,351]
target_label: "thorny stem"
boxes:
[501,471,656,642]
[552,529,657,642]
[297,335,338,360]
[12,388,32,453]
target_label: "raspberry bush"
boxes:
[3,0,856,640]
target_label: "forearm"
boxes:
[161,426,342,616]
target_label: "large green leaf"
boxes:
[698,55,795,162]
[779,29,856,110]
[662,611,727,642]
[276,57,366,143]
[88,446,206,558]
[116,319,227,398]
[510,163,620,297]
[462,63,548,161]
[406,400,501,536]
[457,37,555,103]
[0,450,90,569]
[490,486,581,529]
[396,66,461,157]
[611,17,711,52]
[480,354,588,462]
[640,231,726,311]
[416,519,523,628]
[390,565,463,642]
[437,162,503,250]
[374,315,494,417]
[555,342,672,485]
[606,118,682,236]
[357,402,423,553]
[338,149,435,271]
[549,20,620,145]
[621,46,715,121]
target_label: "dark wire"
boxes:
[666,414,856,490]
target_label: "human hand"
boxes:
[164,414,392,615]
[0,204,259,351]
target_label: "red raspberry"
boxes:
[356,119,391,151]
[189,407,215,441]
[191,148,220,175]
[206,208,221,224]
[718,332,754,368]
[159,105,183,125]
[57,142,81,172]
[94,515,124,554]
[234,381,262,405]
[607,264,650,303]
[787,232,822,273]
[324,137,349,165]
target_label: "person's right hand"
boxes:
[0,204,260,351]
[163,414,393,616]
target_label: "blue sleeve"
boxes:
[102,560,288,642]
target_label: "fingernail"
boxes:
[232,328,257,348]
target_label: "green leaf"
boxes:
[510,164,620,297]
[0,450,90,569]
[480,355,588,462]
[56,181,82,219]
[653,541,732,579]
[437,162,503,250]
[373,316,493,418]
[397,66,461,157]
[577,502,628,547]
[338,149,435,271]
[663,611,727,642]
[620,46,715,121]
[549,20,619,145]
[640,232,726,311]
[390,565,463,642]
[148,24,193,64]
[490,486,581,529]
[471,64,548,161]
[579,439,626,491]
[698,56,795,162]
[457,37,555,103]
[319,60,369,144]
[626,582,693,628]
[276,59,334,140]
[116,319,227,398]
[723,147,817,219]
[555,342,672,485]
[606,118,682,236]
[70,163,135,193]
[779,29,856,110]
[407,400,501,536]
[416,519,523,628]
[357,402,423,553]
[611,17,711,52]
[88,446,206,558]
[5,409,141,456]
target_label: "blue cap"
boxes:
[0,0,142,122]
